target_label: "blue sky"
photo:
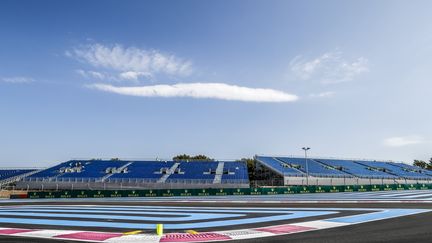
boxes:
[1,0,431,167]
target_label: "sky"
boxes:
[1,0,431,167]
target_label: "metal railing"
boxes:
[22,176,249,185]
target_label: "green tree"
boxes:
[413,159,432,170]
[172,154,214,161]
[413,160,427,169]
[172,154,191,161]
[192,154,213,161]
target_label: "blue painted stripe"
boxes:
[0,211,243,221]
[2,207,336,216]
[0,208,246,220]
[0,205,371,213]
[325,209,430,223]
[165,211,336,229]
[0,210,336,229]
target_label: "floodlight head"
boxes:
[302,147,310,151]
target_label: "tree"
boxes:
[192,154,213,161]
[413,159,432,170]
[172,154,191,161]
[413,160,427,169]
[172,154,214,161]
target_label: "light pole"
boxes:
[302,147,310,186]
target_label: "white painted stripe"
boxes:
[13,230,80,238]
[105,234,161,243]
[397,193,432,198]
[215,229,274,240]
[379,192,423,197]
[0,230,110,243]
[291,220,350,229]
[340,191,385,196]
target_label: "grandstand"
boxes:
[16,159,249,190]
[6,156,432,190]
[255,156,432,186]
[0,169,38,188]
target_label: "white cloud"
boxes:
[290,51,369,84]
[87,83,299,103]
[309,91,335,98]
[76,70,106,79]
[1,76,34,84]
[76,69,152,82]
[383,136,424,147]
[119,71,151,81]
[68,43,193,79]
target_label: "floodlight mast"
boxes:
[302,147,311,186]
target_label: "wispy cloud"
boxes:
[76,70,106,80]
[383,136,425,147]
[1,76,34,84]
[67,43,193,81]
[290,51,369,84]
[119,71,151,81]
[309,91,335,98]
[87,83,299,103]
[76,69,151,82]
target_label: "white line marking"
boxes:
[292,220,350,229]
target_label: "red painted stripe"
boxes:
[0,228,37,235]
[256,224,315,234]
[54,231,122,241]
[160,232,231,242]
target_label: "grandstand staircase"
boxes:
[101,162,133,182]
[157,162,180,183]
[213,162,225,184]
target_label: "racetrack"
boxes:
[0,190,432,242]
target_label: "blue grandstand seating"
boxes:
[255,156,304,176]
[59,160,128,179]
[277,157,352,178]
[110,161,175,180]
[315,159,398,179]
[167,162,218,181]
[256,156,432,180]
[355,161,431,179]
[29,160,128,180]
[25,160,249,185]
[0,169,35,181]
[28,161,71,178]
[221,162,249,181]
[389,162,432,176]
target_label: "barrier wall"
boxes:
[283,177,432,186]
[12,183,432,199]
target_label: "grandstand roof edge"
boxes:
[255,154,406,164]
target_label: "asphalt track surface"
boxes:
[0,190,431,243]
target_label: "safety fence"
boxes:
[11,183,432,199]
